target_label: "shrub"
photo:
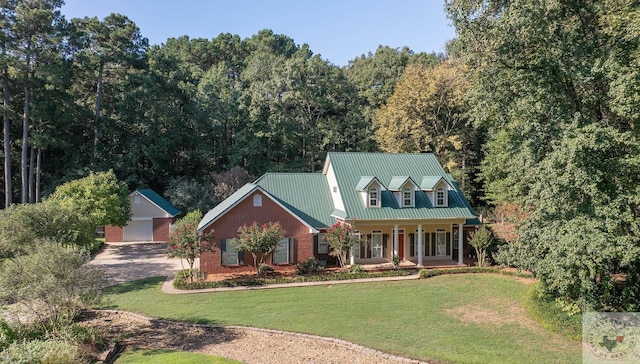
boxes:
[296,257,324,275]
[257,263,274,275]
[349,264,364,273]
[0,339,83,364]
[0,319,16,351]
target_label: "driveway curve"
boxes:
[89,242,186,284]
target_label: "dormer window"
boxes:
[436,188,445,207]
[403,188,412,207]
[369,187,378,207]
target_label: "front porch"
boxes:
[356,259,466,272]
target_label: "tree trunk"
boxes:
[28,143,35,203]
[93,58,104,165]
[21,50,31,204]
[35,146,41,202]
[2,57,11,208]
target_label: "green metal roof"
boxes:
[420,176,445,190]
[355,176,378,191]
[327,152,476,221]
[136,188,180,216]
[388,176,414,191]
[255,173,335,229]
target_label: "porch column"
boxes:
[458,223,464,265]
[417,224,423,267]
[393,225,399,258]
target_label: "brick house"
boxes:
[105,189,180,242]
[197,152,480,274]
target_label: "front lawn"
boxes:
[100,274,581,364]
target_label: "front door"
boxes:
[398,233,405,259]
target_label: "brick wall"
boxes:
[104,225,123,242]
[153,217,175,242]
[200,190,315,275]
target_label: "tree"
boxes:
[0,242,106,332]
[234,221,285,275]
[325,222,361,269]
[468,225,494,267]
[447,0,640,311]
[45,170,131,230]
[167,210,214,282]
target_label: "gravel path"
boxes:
[84,310,430,364]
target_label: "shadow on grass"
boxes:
[104,276,166,295]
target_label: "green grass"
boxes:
[115,349,241,363]
[101,274,581,364]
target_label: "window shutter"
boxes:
[431,233,436,256]
[238,250,244,265]
[220,239,227,264]
[446,232,451,256]
[289,238,295,263]
[383,234,388,255]
[409,233,415,256]
[313,234,318,255]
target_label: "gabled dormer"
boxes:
[356,176,384,208]
[388,176,418,208]
[420,176,451,207]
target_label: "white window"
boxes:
[222,239,239,265]
[436,229,447,256]
[372,231,383,258]
[317,233,329,254]
[351,231,361,259]
[436,188,445,206]
[273,238,290,264]
[253,194,262,207]
[134,196,141,204]
[369,187,378,207]
[403,188,412,207]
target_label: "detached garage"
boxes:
[105,189,180,242]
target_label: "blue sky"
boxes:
[61,1,455,66]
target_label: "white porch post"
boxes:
[350,244,355,265]
[458,222,464,265]
[417,224,423,267]
[393,225,399,258]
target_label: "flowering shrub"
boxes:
[167,210,214,282]
[235,221,285,275]
[325,222,361,268]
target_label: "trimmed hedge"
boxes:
[174,269,413,290]
[419,266,534,279]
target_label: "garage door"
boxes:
[123,220,153,242]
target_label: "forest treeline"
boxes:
[0,0,483,210]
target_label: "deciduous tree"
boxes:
[235,221,285,275]
[167,210,214,281]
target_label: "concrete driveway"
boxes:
[89,242,189,284]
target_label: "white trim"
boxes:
[198,186,319,234]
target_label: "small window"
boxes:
[318,233,329,254]
[372,230,383,258]
[253,194,262,207]
[273,238,290,264]
[134,196,141,204]
[436,188,445,206]
[403,188,412,207]
[369,187,378,207]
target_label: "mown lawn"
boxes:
[101,274,581,364]
[116,349,241,364]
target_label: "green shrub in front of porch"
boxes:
[419,266,533,279]
[173,269,412,290]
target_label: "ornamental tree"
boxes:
[468,225,494,267]
[326,222,361,269]
[235,221,285,275]
[167,210,214,281]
